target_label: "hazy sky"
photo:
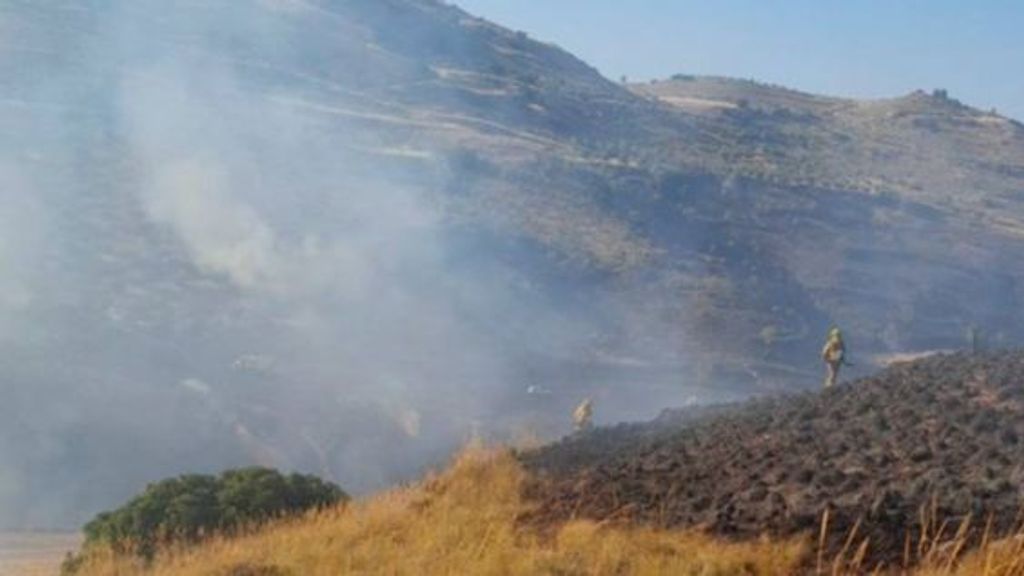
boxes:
[455,0,1024,121]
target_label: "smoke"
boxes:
[0,0,622,529]
[0,170,45,314]
[143,159,278,290]
[108,0,516,491]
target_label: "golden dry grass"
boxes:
[69,446,804,576]
[64,446,1024,576]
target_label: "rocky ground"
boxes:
[521,351,1024,563]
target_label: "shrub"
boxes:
[75,467,346,562]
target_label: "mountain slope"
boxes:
[633,76,1024,208]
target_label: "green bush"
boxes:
[77,467,346,560]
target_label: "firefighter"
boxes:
[821,327,846,388]
[572,398,593,432]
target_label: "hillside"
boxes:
[63,350,1024,575]
[633,75,1024,207]
[3,0,1024,530]
[524,351,1024,564]
[61,447,1024,576]
[66,449,811,576]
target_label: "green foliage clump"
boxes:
[78,467,346,559]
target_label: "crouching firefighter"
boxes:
[821,327,846,388]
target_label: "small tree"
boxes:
[69,467,346,569]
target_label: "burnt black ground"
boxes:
[520,351,1024,564]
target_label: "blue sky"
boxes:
[455,0,1024,120]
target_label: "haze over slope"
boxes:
[1,0,1022,529]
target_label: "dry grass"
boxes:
[63,447,1024,576]
[815,500,1024,575]
[70,446,804,576]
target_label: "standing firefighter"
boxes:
[572,398,593,433]
[821,327,846,388]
